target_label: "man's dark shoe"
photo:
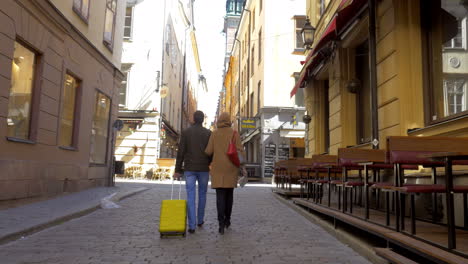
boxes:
[188,229,195,234]
[218,226,224,235]
[225,220,231,229]
[197,222,204,227]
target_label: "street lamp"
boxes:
[301,18,316,49]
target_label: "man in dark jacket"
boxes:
[174,110,211,234]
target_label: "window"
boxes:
[294,16,306,51]
[356,41,371,144]
[59,74,80,147]
[257,81,261,114]
[250,93,254,117]
[444,18,465,49]
[89,92,111,164]
[423,0,468,122]
[444,78,467,115]
[73,0,90,22]
[251,46,255,75]
[7,41,37,140]
[258,29,262,62]
[293,72,305,107]
[103,0,118,49]
[123,6,134,41]
[241,70,244,95]
[320,0,326,16]
[252,9,255,32]
[120,63,132,108]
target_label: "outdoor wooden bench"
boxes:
[337,148,390,215]
[387,136,468,250]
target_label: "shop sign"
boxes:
[241,118,256,129]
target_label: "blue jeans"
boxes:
[184,171,209,230]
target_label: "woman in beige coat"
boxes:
[205,112,244,234]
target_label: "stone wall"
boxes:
[0,0,122,201]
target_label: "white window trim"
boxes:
[293,16,306,51]
[444,17,466,50]
[123,6,134,41]
[443,78,468,116]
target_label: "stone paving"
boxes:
[0,181,372,264]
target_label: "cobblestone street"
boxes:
[0,181,372,264]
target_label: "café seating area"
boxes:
[272,136,468,263]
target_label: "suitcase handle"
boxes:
[171,177,182,200]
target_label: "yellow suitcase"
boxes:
[159,180,186,237]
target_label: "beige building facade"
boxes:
[0,0,125,201]
[222,0,306,178]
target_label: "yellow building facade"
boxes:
[300,0,468,157]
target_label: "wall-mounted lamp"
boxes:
[346,78,361,94]
[302,18,316,49]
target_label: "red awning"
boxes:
[290,0,367,97]
[290,18,336,97]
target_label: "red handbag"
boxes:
[227,131,240,167]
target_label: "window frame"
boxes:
[257,80,261,114]
[319,0,327,16]
[355,41,372,145]
[123,6,134,41]
[6,39,43,144]
[58,72,82,150]
[89,90,112,166]
[421,0,468,125]
[293,16,306,53]
[443,18,466,50]
[73,0,90,24]
[251,46,255,75]
[258,29,262,63]
[443,77,468,116]
[119,63,132,108]
[103,0,118,51]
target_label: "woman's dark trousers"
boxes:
[215,188,234,227]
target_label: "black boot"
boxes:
[225,219,231,229]
[218,223,225,234]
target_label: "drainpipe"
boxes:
[368,0,379,149]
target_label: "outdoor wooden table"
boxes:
[423,152,468,250]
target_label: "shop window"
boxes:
[294,16,306,51]
[423,1,468,122]
[89,92,111,164]
[59,74,80,148]
[355,41,372,144]
[7,41,37,140]
[73,0,90,22]
[123,6,134,41]
[103,0,118,49]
